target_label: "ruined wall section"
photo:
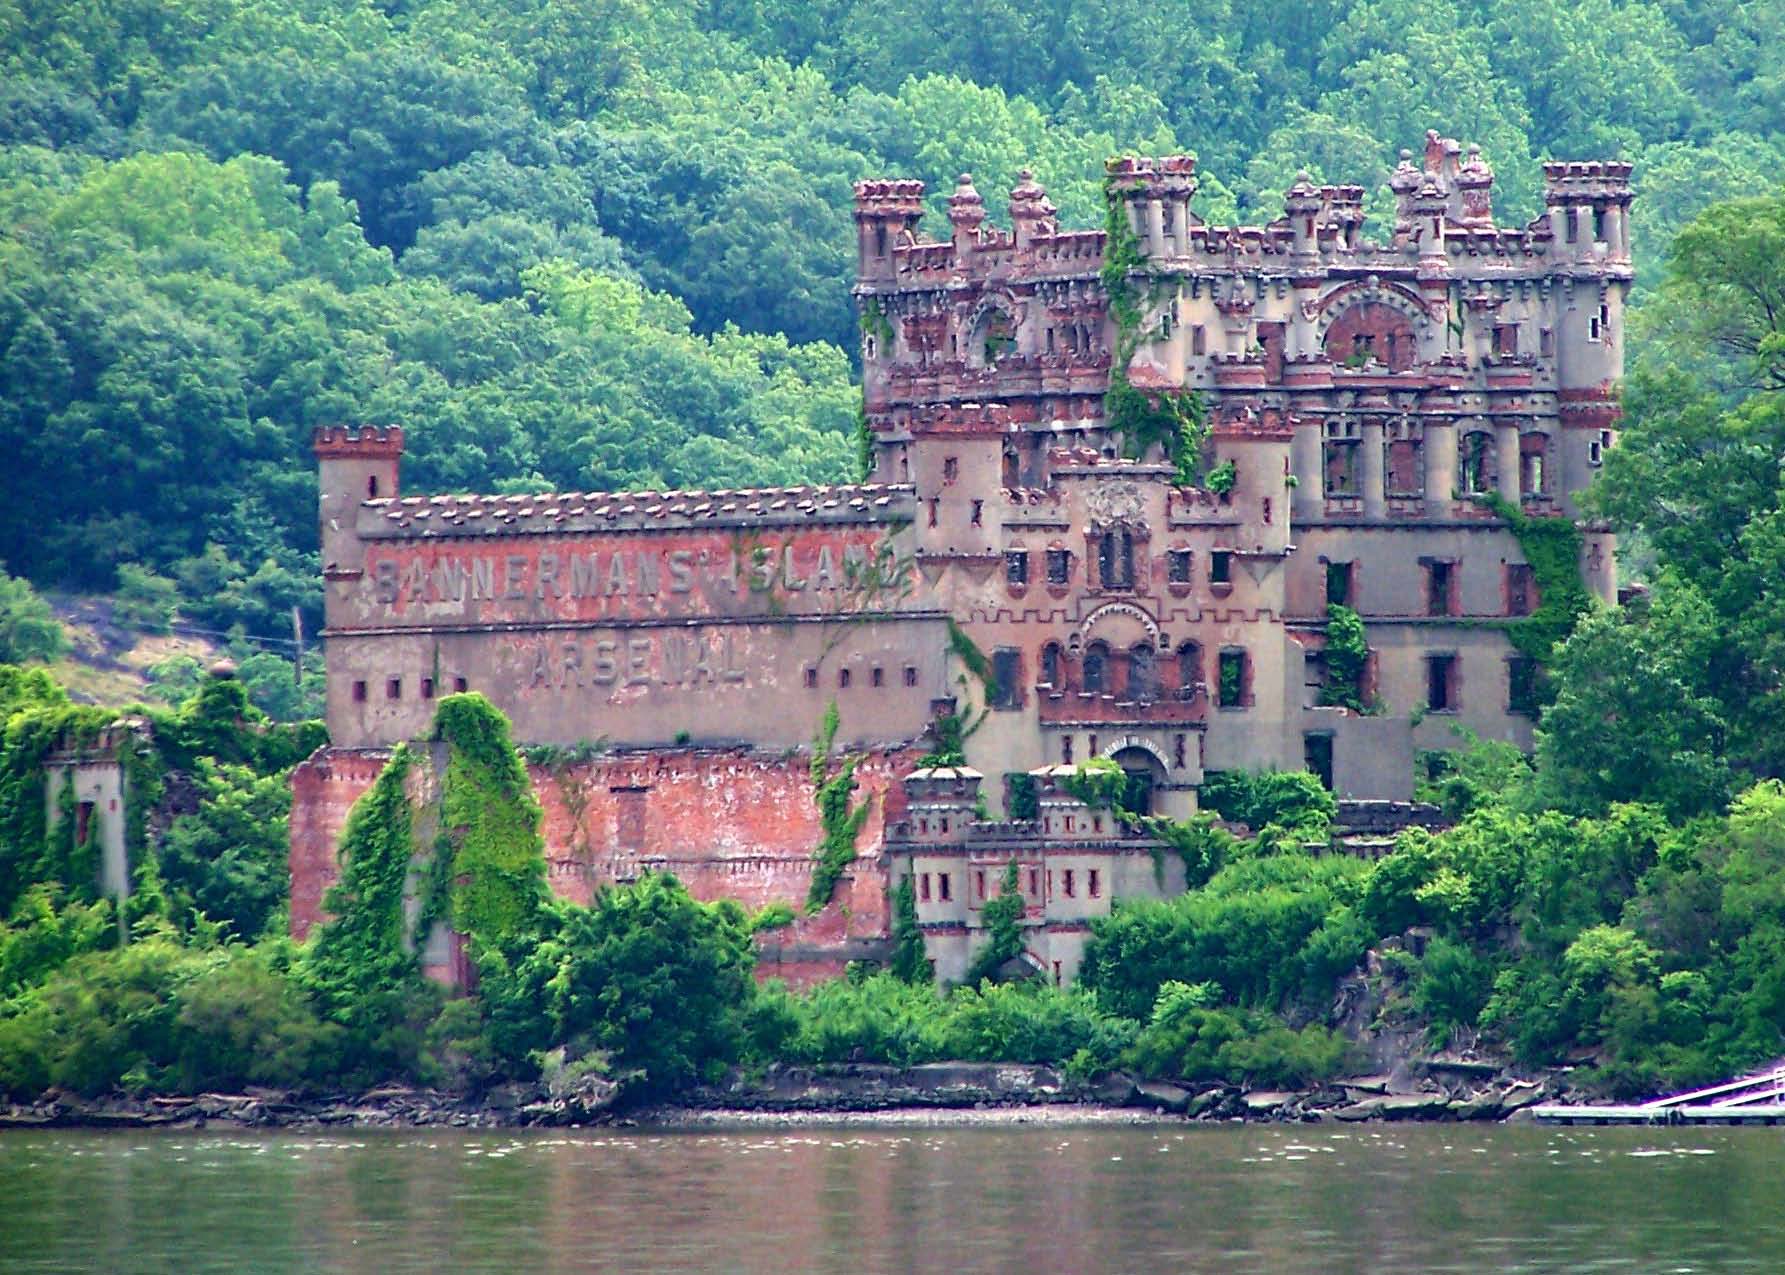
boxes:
[290,742,923,985]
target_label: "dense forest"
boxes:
[3,0,1782,642]
[3,0,1785,1109]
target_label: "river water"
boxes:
[2,1120,1782,1273]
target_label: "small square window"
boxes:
[386,677,401,700]
[351,680,367,703]
[453,676,468,693]
[1167,549,1192,584]
[420,676,435,700]
[805,667,819,689]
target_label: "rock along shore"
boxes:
[0,1060,1567,1132]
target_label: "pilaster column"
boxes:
[1291,417,1322,521]
[1497,419,1522,504]
[1362,418,1387,520]
[1425,421,1457,516]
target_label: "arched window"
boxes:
[1083,642,1109,695]
[1127,644,1158,703]
[1177,642,1202,699]
[1040,642,1063,689]
[1460,431,1497,495]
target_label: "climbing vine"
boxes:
[1319,603,1371,712]
[303,745,419,1019]
[1003,771,1039,821]
[1100,170,1210,484]
[1482,492,1595,661]
[805,700,871,913]
[888,866,932,984]
[430,693,548,948]
[964,859,1023,984]
[852,398,874,482]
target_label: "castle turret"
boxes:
[948,173,987,263]
[313,425,402,581]
[1544,160,1634,264]
[1008,170,1056,249]
[853,178,925,283]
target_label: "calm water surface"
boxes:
[2,1121,1782,1273]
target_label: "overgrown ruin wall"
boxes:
[289,743,922,985]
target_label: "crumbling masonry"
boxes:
[291,132,1630,983]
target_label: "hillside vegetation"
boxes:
[2,1,1785,1108]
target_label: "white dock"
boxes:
[1533,1064,1785,1125]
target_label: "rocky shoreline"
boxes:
[0,1060,1569,1131]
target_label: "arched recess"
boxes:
[966,296,1018,368]
[1324,302,1418,371]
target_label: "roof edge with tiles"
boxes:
[353,483,918,538]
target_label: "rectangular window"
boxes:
[804,667,818,689]
[1426,561,1455,617]
[942,456,959,483]
[1494,323,1518,356]
[453,676,468,693]
[1167,549,1192,584]
[1192,325,1206,355]
[971,499,983,527]
[838,668,851,689]
[1045,548,1070,585]
[420,676,435,700]
[920,873,931,902]
[1507,564,1535,617]
[614,787,648,849]
[927,498,939,528]
[1005,550,1029,585]
[1210,551,1232,585]
[1508,656,1539,715]
[1218,649,1248,708]
[1326,561,1353,607]
[1566,211,1579,243]
[990,648,1022,710]
[1027,867,1040,897]
[386,677,401,700]
[1304,732,1334,790]
[1540,327,1555,357]
[1063,869,1076,898]
[1427,654,1458,713]
[352,680,367,703]
[937,873,952,901]
[1087,869,1101,898]
[976,870,986,901]
[904,665,919,687]
[872,666,884,688]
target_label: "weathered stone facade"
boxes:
[290,131,1629,982]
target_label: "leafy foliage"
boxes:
[805,700,870,912]
[964,860,1024,984]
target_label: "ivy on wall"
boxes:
[805,700,870,913]
[888,866,932,984]
[1100,174,1210,486]
[431,693,547,948]
[1319,603,1371,712]
[1482,492,1596,662]
[963,859,1023,984]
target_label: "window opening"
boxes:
[1426,654,1458,712]
[1217,650,1248,708]
[1167,548,1192,584]
[1045,548,1070,584]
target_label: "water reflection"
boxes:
[1,1123,1782,1274]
